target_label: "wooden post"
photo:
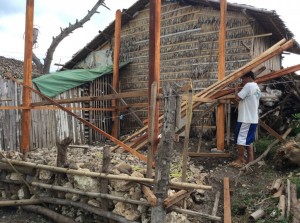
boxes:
[182,82,193,182]
[223,177,232,223]
[111,10,121,138]
[216,0,227,151]
[148,0,161,155]
[21,0,34,154]
[147,82,157,178]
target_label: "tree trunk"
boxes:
[151,84,179,222]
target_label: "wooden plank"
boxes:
[224,177,232,223]
[212,64,300,99]
[142,186,157,207]
[212,191,221,217]
[182,84,193,182]
[163,190,190,208]
[30,90,150,107]
[188,152,231,157]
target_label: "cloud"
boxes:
[0,0,24,17]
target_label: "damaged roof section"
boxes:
[62,0,300,70]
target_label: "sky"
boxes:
[0,0,299,73]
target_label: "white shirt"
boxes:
[237,82,261,123]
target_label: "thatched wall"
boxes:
[78,2,282,136]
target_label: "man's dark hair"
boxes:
[243,71,255,80]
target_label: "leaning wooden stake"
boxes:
[224,177,232,223]
[151,83,178,222]
[182,82,193,182]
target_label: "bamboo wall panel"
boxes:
[0,79,85,151]
[88,75,112,142]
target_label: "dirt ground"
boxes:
[0,137,299,223]
[0,207,53,223]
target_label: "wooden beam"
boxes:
[30,90,149,107]
[212,64,300,99]
[216,0,227,151]
[259,119,286,143]
[224,177,232,223]
[164,190,190,208]
[112,9,122,138]
[21,0,34,154]
[148,0,161,155]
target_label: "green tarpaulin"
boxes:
[32,62,130,97]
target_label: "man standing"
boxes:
[229,71,261,167]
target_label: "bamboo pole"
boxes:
[0,159,212,190]
[112,9,122,138]
[31,182,149,206]
[40,197,138,223]
[21,0,34,154]
[0,199,41,207]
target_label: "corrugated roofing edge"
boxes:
[62,0,300,70]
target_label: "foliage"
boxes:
[291,176,300,198]
[291,113,300,135]
[254,136,275,158]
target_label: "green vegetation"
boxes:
[254,136,275,158]
[291,113,300,135]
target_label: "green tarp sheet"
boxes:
[32,62,130,97]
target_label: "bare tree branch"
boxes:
[35,0,107,74]
[32,52,43,72]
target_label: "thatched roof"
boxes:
[62,0,300,70]
[0,56,41,79]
